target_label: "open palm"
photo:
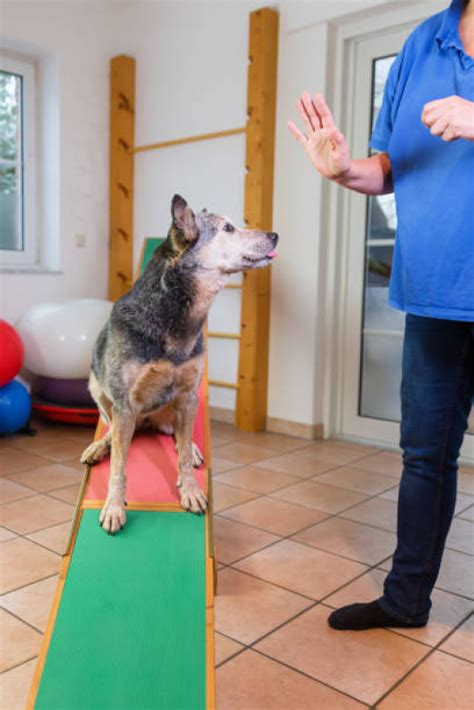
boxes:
[288,93,351,179]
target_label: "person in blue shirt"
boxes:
[289,0,473,630]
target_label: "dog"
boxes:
[80,194,278,533]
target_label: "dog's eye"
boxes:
[223,223,235,233]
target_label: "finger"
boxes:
[314,93,336,129]
[422,98,448,116]
[429,116,450,137]
[297,98,316,133]
[422,98,455,124]
[302,91,323,129]
[422,104,446,127]
[442,125,458,142]
[288,120,308,145]
[422,107,446,128]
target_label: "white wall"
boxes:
[1,0,396,431]
[119,0,262,412]
[269,0,392,429]
[0,1,126,321]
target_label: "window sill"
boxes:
[0,265,63,275]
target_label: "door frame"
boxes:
[320,0,474,463]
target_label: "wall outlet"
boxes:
[75,233,86,248]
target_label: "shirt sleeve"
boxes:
[369,48,406,153]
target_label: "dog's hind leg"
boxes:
[173,393,207,514]
[100,407,135,534]
[80,373,113,465]
[146,404,203,467]
[175,440,204,468]
[145,403,176,436]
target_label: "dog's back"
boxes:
[91,239,205,402]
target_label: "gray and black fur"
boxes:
[81,194,278,533]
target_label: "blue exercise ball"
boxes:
[0,380,32,435]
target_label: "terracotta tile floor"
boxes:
[0,419,473,709]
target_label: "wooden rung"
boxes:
[108,55,135,302]
[208,379,239,390]
[224,283,242,289]
[208,332,240,340]
[133,127,246,154]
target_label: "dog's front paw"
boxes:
[192,442,204,468]
[178,477,207,514]
[81,439,110,465]
[174,441,204,468]
[99,500,126,534]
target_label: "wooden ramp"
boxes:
[28,239,216,710]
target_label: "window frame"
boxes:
[0,53,37,268]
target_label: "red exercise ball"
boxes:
[0,320,24,387]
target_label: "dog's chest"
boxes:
[127,357,202,413]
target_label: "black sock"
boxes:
[327,600,427,631]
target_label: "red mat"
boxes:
[85,387,206,503]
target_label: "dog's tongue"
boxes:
[267,249,278,259]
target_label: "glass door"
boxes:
[338,27,474,461]
[359,54,404,424]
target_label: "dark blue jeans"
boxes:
[379,314,473,624]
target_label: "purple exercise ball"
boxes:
[33,377,95,406]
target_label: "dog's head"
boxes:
[167,194,278,274]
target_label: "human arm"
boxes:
[421,96,474,141]
[288,92,393,196]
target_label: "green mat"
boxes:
[35,510,206,710]
[141,238,165,273]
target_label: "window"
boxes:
[0,54,37,267]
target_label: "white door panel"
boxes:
[337,25,473,463]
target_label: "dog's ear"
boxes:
[171,194,198,242]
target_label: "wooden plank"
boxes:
[108,55,135,301]
[133,126,245,153]
[236,7,279,431]
[208,379,239,390]
[207,331,241,340]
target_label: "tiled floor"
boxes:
[0,419,473,709]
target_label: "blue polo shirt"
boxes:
[370,0,474,322]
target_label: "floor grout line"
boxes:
[214,473,474,596]
[436,645,474,666]
[218,602,473,707]
[0,606,45,635]
[3,426,474,707]
[0,573,60,598]
[0,654,39,676]
[214,479,403,570]
[0,515,74,540]
[219,549,474,651]
[253,645,371,707]
[0,483,82,509]
[215,480,474,559]
[370,611,474,707]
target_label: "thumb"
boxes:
[330,128,345,146]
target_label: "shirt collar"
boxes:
[435,0,474,69]
[435,0,463,48]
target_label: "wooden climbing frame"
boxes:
[107,7,279,431]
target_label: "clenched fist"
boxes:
[422,96,474,141]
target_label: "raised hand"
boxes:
[422,96,474,141]
[288,92,351,179]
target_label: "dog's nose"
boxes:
[268,232,279,244]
